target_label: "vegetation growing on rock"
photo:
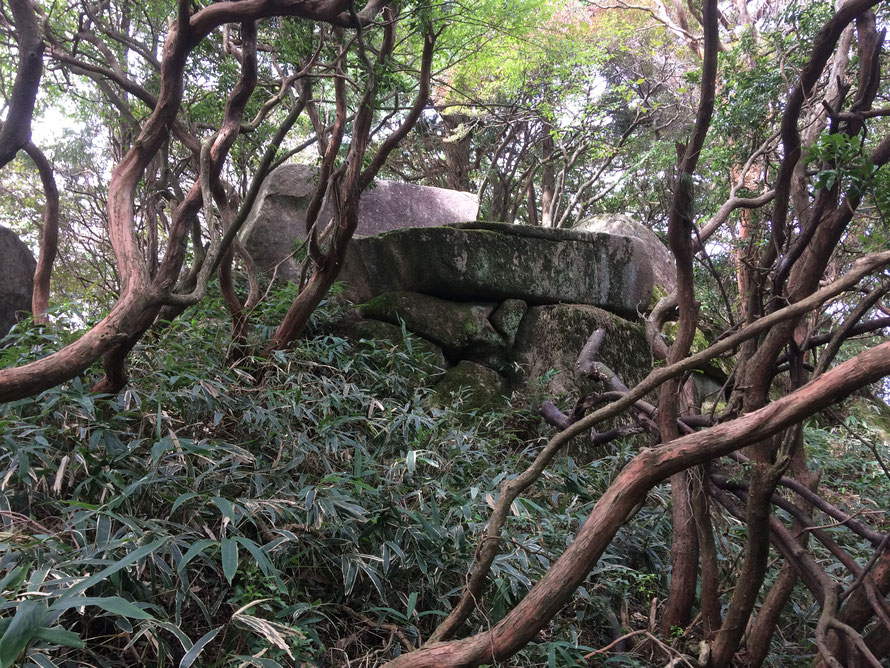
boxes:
[1,0,890,666]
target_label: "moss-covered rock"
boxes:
[340,222,654,318]
[0,226,36,337]
[431,360,510,409]
[575,214,676,296]
[334,318,447,380]
[512,303,651,399]
[490,299,528,347]
[358,291,506,361]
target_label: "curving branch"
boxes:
[0,0,44,167]
[263,14,436,353]
[0,0,397,402]
[387,340,890,667]
[23,142,59,323]
[710,476,886,668]
[767,0,882,263]
[813,281,890,376]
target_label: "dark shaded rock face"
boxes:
[574,214,676,297]
[240,164,479,282]
[340,289,652,413]
[511,303,652,398]
[341,223,655,319]
[358,291,504,362]
[431,360,511,409]
[0,226,36,337]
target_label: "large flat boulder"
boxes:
[575,214,676,296]
[341,223,654,318]
[240,164,479,281]
[0,226,35,338]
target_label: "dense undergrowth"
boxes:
[0,290,888,667]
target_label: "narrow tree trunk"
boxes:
[540,130,555,227]
[709,454,784,666]
[263,198,359,352]
[0,0,44,168]
[526,181,539,226]
[24,142,59,323]
[662,469,700,634]
[745,426,818,666]
[442,113,471,191]
[693,472,722,637]
[817,549,890,667]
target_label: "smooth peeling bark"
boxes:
[24,143,59,323]
[93,20,260,394]
[714,480,887,667]
[710,7,885,657]
[106,0,191,296]
[767,0,883,256]
[693,472,722,637]
[659,0,718,633]
[0,2,391,403]
[839,548,890,632]
[745,429,819,667]
[263,23,380,354]
[0,288,154,402]
[817,548,890,667]
[743,0,882,325]
[159,20,258,297]
[91,305,160,394]
[385,340,890,667]
[0,0,44,168]
[661,468,698,634]
[709,455,784,667]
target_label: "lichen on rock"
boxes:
[358,291,506,361]
[431,360,511,409]
[340,222,655,317]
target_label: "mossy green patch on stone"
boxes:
[358,291,506,360]
[339,225,654,315]
[334,317,447,381]
[512,303,651,398]
[431,360,510,409]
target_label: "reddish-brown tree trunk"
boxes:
[24,142,59,323]
[264,24,434,352]
[662,469,699,634]
[526,180,538,226]
[659,0,718,633]
[385,342,890,667]
[745,426,819,666]
[817,548,890,667]
[0,1,404,403]
[693,471,722,637]
[0,0,44,167]
[540,130,555,227]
